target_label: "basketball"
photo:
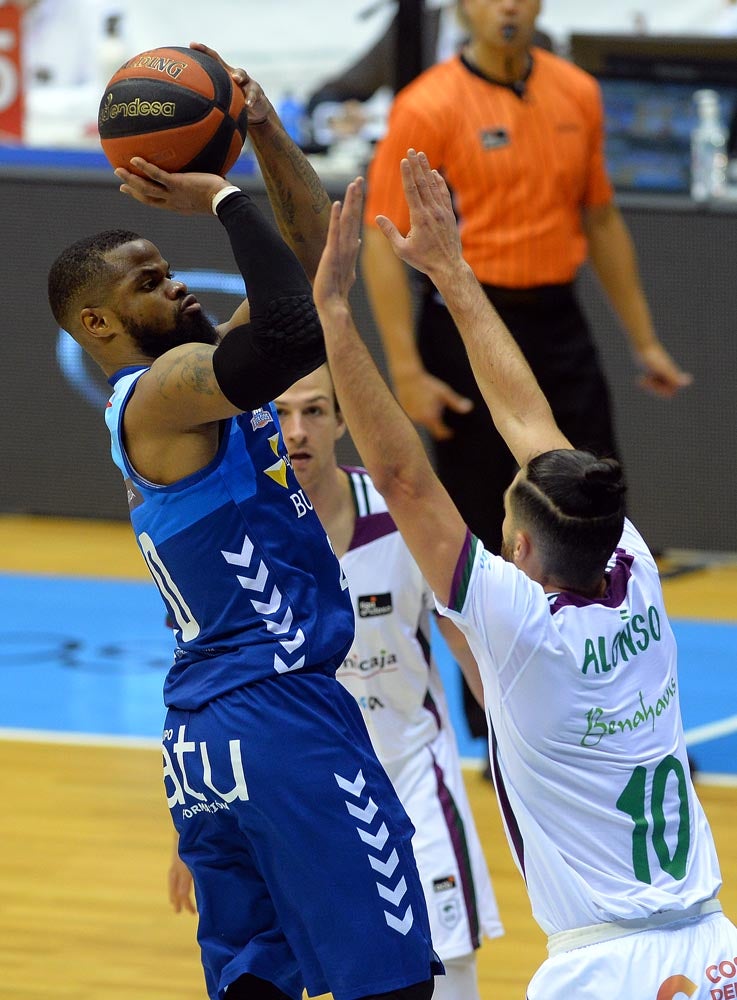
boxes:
[98,46,248,175]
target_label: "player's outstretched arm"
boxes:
[314,178,466,607]
[376,150,571,468]
[190,42,331,285]
[435,615,484,707]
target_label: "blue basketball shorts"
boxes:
[162,671,442,1000]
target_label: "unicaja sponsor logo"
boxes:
[99,91,176,123]
[123,54,187,78]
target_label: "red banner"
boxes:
[0,4,23,141]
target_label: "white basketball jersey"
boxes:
[338,469,448,777]
[437,519,722,936]
[337,468,502,957]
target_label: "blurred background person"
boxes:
[305,0,553,157]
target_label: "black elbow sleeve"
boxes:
[212,294,326,412]
[216,191,312,316]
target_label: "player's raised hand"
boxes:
[115,158,229,214]
[375,149,465,283]
[189,42,274,126]
[313,177,364,314]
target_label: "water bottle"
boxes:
[97,14,127,88]
[690,89,728,202]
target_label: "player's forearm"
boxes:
[320,302,434,498]
[362,228,423,381]
[432,258,566,464]
[435,615,484,708]
[248,113,331,283]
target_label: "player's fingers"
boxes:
[115,167,162,193]
[341,178,364,235]
[375,214,403,252]
[189,41,215,57]
[126,157,173,189]
[413,153,446,217]
[189,41,233,74]
[323,200,343,257]
[406,149,432,200]
[405,150,428,195]
[190,41,249,97]
[191,42,251,93]
[398,155,423,209]
[417,152,445,206]
[116,182,166,207]
[431,168,454,214]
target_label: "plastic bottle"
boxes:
[690,89,728,202]
[97,14,126,89]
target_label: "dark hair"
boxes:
[510,449,627,592]
[48,229,142,330]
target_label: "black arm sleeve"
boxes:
[211,191,326,411]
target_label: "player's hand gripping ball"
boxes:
[98,46,248,175]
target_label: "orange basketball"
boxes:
[98,46,248,175]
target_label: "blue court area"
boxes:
[1,572,735,776]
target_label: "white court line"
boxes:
[1,730,736,787]
[694,772,737,788]
[685,714,737,746]
[0,726,160,750]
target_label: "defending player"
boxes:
[311,151,737,999]
[277,365,503,1000]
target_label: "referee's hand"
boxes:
[393,369,473,440]
[635,342,693,399]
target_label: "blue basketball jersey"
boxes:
[105,367,355,709]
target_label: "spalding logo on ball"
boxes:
[98,46,248,175]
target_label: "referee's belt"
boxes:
[547,898,723,957]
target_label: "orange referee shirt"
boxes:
[364,48,614,288]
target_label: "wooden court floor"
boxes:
[1,516,736,999]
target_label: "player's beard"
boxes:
[500,537,514,563]
[124,309,220,360]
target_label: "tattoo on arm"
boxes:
[255,130,330,247]
[154,348,218,399]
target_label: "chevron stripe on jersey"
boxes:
[105,368,354,710]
